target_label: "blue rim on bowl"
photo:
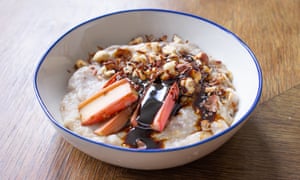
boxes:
[33,9,263,153]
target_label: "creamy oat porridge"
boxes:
[60,35,239,149]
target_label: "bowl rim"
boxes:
[33,8,263,153]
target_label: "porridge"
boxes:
[60,35,239,149]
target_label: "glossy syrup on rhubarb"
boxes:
[124,82,170,149]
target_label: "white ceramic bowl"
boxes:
[34,9,262,170]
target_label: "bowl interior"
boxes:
[34,9,262,150]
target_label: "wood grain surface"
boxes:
[1,0,299,179]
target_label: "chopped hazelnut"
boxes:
[128,36,144,45]
[201,120,211,131]
[163,61,177,75]
[131,54,147,63]
[150,42,161,53]
[180,77,195,95]
[194,52,209,65]
[172,34,184,43]
[190,69,202,83]
[162,45,176,55]
[75,59,88,69]
[92,50,110,63]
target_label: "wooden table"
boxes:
[1,0,299,179]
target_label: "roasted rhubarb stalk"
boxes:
[131,81,180,131]
[125,81,180,148]
[101,72,121,88]
[152,82,179,131]
[78,78,138,125]
[94,108,133,136]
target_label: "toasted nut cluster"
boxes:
[85,35,213,86]
[74,36,238,107]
